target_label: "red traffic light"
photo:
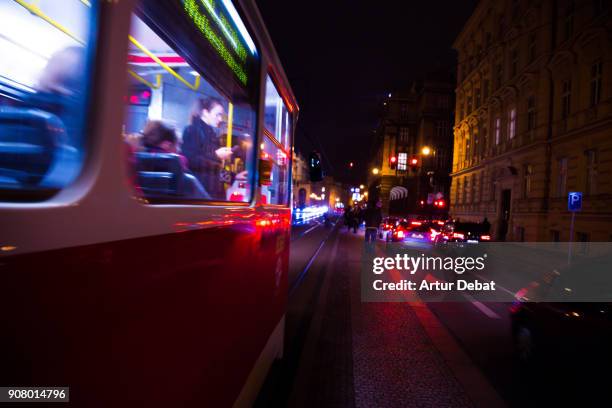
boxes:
[389,155,397,169]
[409,157,419,166]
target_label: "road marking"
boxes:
[463,294,501,319]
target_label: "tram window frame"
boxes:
[125,1,262,206]
[261,74,292,206]
[0,1,101,203]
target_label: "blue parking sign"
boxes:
[568,192,582,212]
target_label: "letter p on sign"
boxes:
[568,192,582,212]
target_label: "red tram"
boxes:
[0,0,295,406]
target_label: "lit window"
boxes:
[508,108,516,139]
[398,152,407,171]
[0,0,98,201]
[123,4,259,204]
[494,117,501,145]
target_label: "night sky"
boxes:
[255,0,478,183]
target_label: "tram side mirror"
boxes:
[308,151,323,182]
[259,157,273,186]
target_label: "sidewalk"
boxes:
[290,227,506,408]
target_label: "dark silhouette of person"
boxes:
[482,217,491,233]
[364,200,383,243]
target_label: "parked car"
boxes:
[510,255,612,366]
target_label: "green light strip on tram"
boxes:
[184,0,248,85]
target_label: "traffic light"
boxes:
[409,156,419,168]
[308,151,323,182]
[389,155,397,170]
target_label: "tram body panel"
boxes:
[0,209,290,406]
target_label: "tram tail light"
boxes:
[480,235,491,241]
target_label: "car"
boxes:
[389,220,429,242]
[379,216,399,241]
[404,223,437,243]
[434,221,491,244]
[510,254,612,368]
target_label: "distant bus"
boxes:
[0,1,296,406]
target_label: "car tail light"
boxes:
[396,230,405,238]
[430,229,438,241]
[480,235,491,241]
[452,232,465,239]
[411,221,422,226]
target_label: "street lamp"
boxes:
[359,184,364,189]
[372,167,380,175]
[421,146,432,156]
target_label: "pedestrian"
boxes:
[364,200,383,243]
[351,206,360,233]
[482,217,491,233]
[344,206,354,232]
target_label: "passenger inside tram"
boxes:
[0,1,93,198]
[135,120,210,199]
[123,14,255,203]
[182,97,233,198]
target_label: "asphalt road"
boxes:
[257,220,610,407]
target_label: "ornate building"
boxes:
[451,0,612,241]
[292,151,346,210]
[369,78,455,216]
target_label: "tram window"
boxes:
[124,8,257,204]
[262,76,291,205]
[0,1,97,201]
[264,76,291,150]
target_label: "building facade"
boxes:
[451,0,612,241]
[369,79,455,216]
[292,151,346,210]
